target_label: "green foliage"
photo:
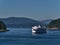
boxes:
[0,21,6,29]
[47,18,60,28]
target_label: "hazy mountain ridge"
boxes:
[0,17,53,28]
[40,19,52,26]
[0,17,41,28]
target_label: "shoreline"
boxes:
[47,28,60,30]
[0,29,9,32]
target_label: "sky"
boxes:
[0,0,60,20]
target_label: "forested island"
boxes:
[47,18,60,30]
[0,21,8,32]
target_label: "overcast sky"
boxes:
[0,0,60,20]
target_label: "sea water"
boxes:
[0,28,60,45]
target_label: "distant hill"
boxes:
[47,18,60,30]
[40,19,52,26]
[0,17,41,28]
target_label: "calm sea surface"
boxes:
[0,28,60,45]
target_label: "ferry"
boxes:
[32,25,46,34]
